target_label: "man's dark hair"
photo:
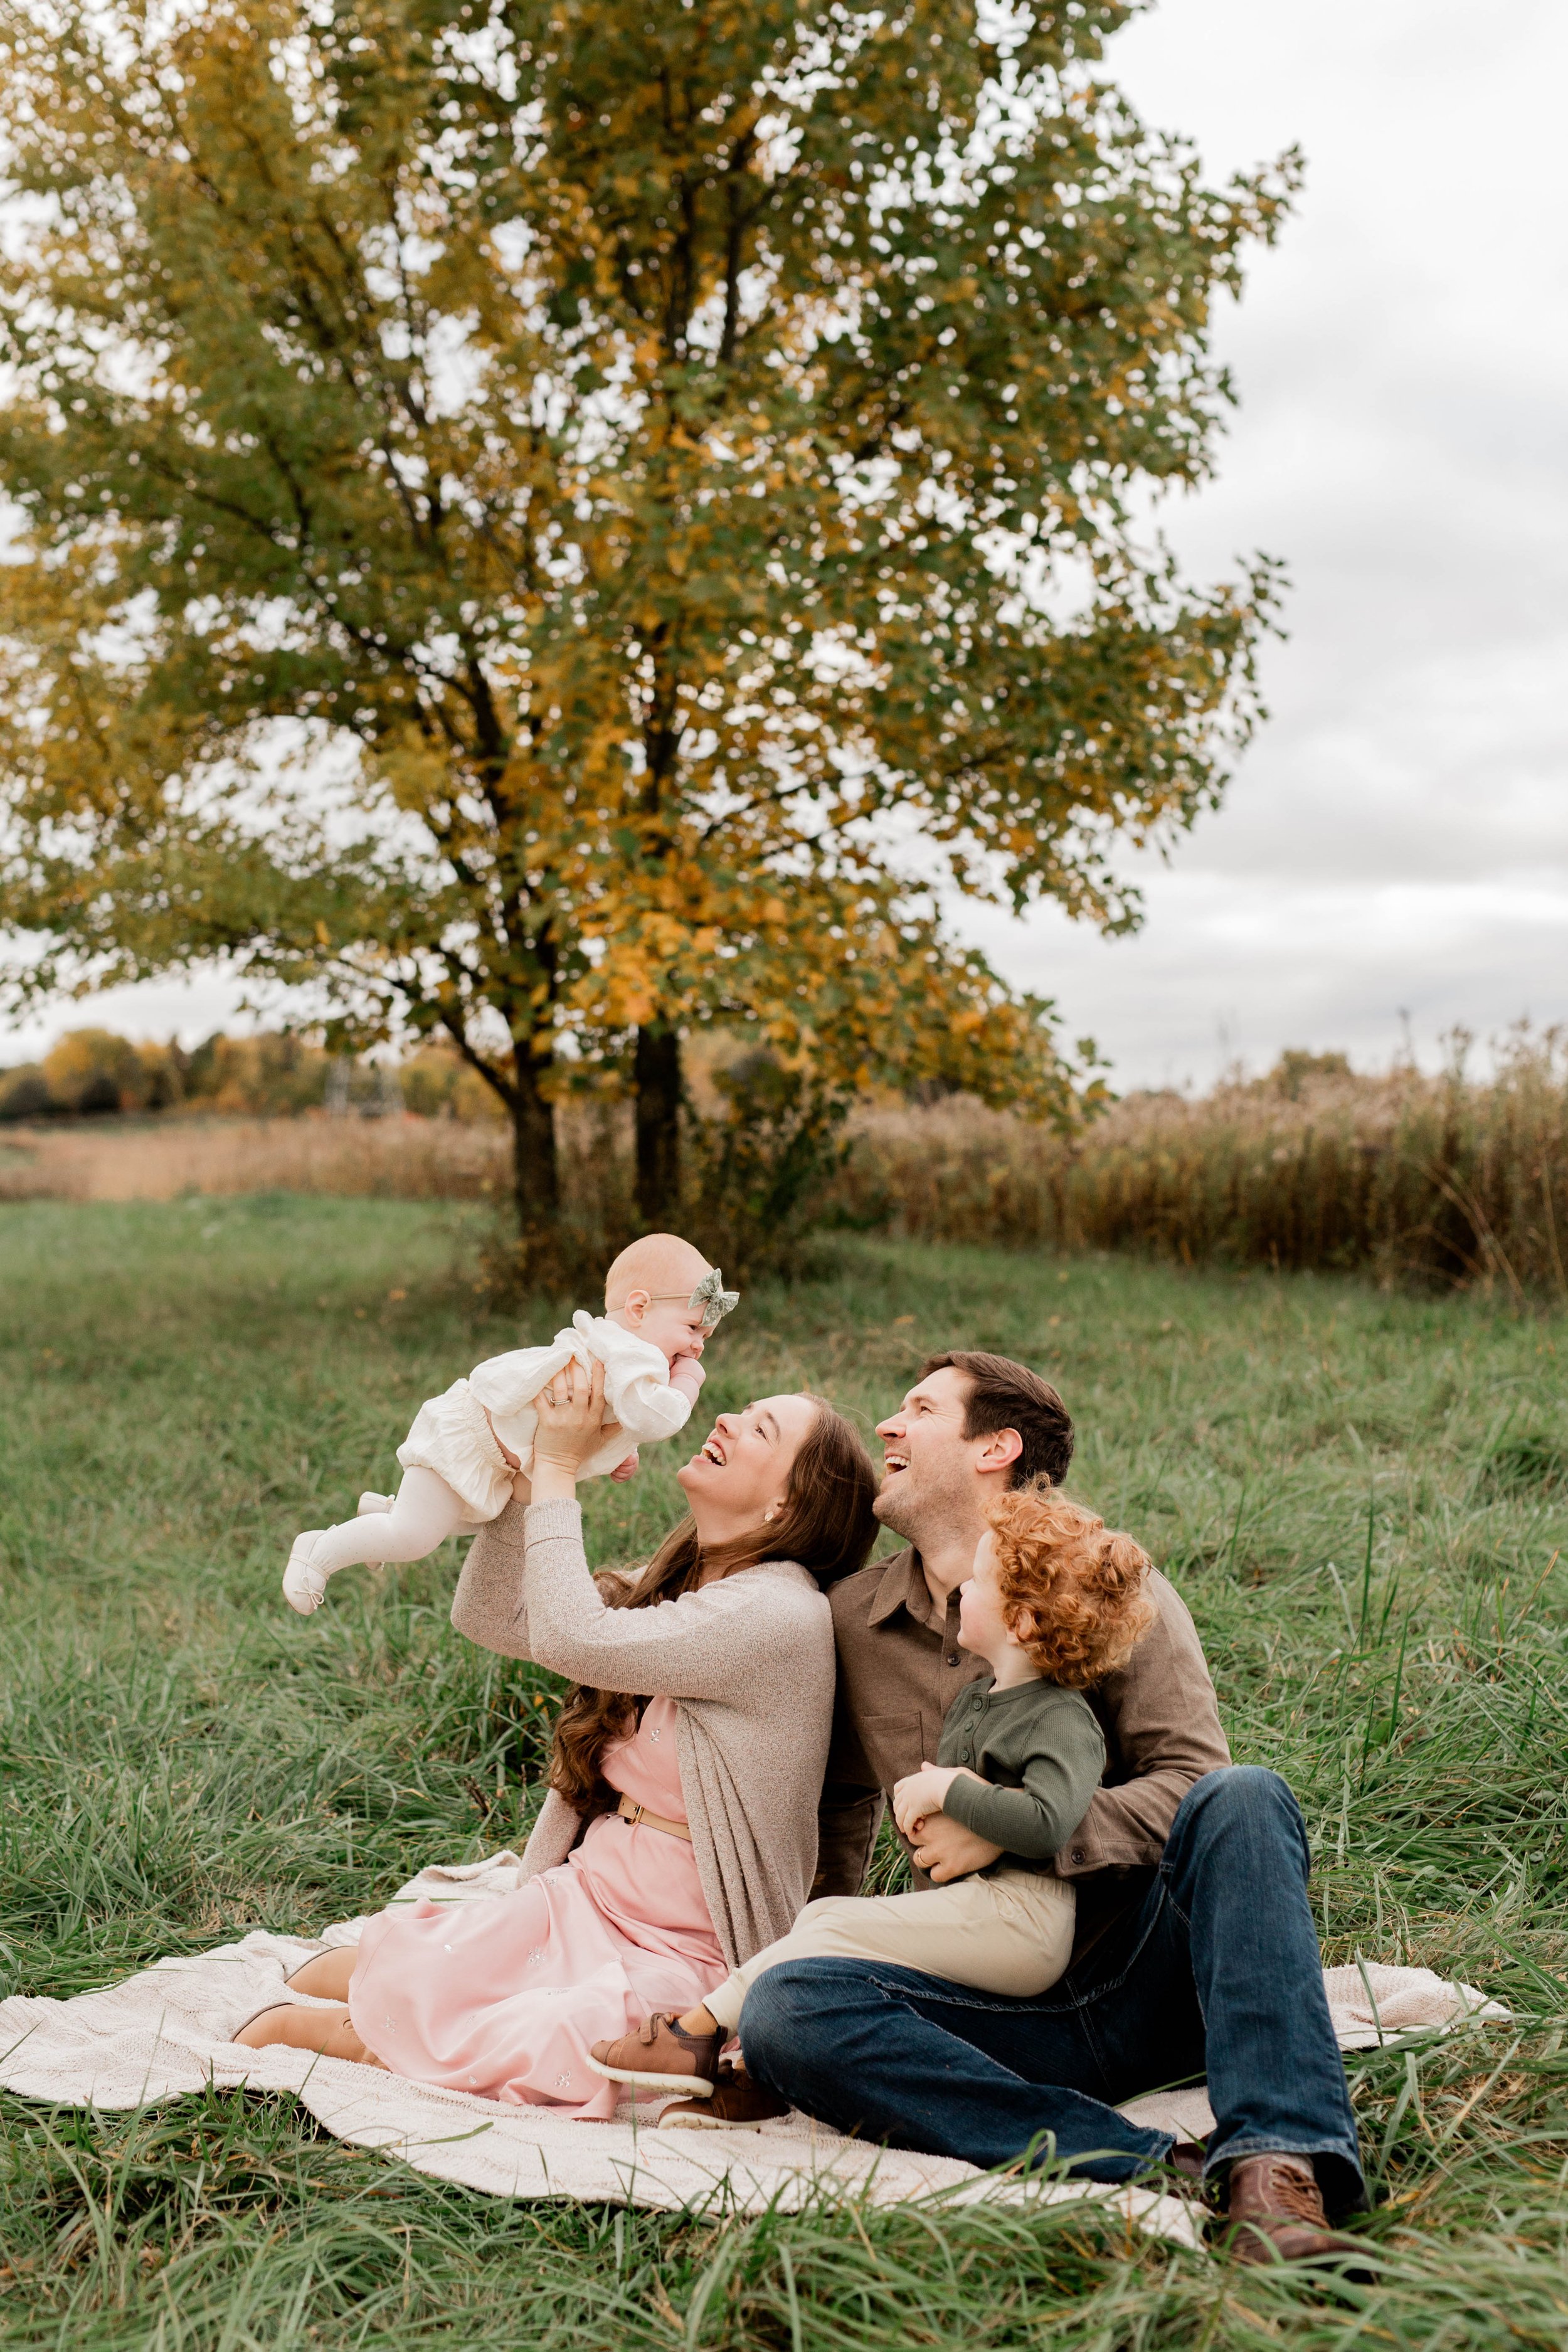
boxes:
[921,1351,1074,1490]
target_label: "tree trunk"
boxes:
[510,1044,559,1231]
[635,1022,682,1227]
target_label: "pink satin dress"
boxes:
[349,1697,726,2116]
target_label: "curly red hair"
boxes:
[986,1481,1155,1688]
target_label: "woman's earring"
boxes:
[764,1508,776,1522]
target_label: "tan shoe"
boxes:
[1221,2156,1372,2273]
[657,2063,790,2131]
[586,2014,721,2096]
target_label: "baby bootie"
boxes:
[283,1534,330,1614]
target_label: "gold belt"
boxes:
[616,1794,693,1843]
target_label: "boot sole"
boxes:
[584,2052,716,2097]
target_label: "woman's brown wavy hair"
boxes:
[987,1480,1155,1688]
[548,1396,879,1809]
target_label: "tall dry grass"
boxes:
[0,1113,511,1204]
[837,1031,1568,1299]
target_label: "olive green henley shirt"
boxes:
[935,1675,1105,1866]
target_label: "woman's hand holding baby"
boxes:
[529,1357,623,1503]
[913,1816,1006,1884]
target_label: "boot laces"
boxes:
[1258,2164,1327,2225]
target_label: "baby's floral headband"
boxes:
[690,1268,739,1330]
[650,1268,739,1333]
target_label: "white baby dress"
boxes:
[396,1310,694,1524]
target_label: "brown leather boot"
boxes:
[657,2061,790,2131]
[1221,2156,1371,2272]
[586,2014,721,2096]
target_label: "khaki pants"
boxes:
[703,1868,1076,2032]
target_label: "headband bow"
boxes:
[690,1268,739,1332]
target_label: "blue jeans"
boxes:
[741,1766,1367,2215]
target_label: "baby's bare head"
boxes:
[605,1233,715,1361]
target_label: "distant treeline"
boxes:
[6,1025,1567,1300]
[0,1028,501,1124]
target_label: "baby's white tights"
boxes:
[283,1468,469,1613]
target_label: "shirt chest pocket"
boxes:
[858,1711,924,1796]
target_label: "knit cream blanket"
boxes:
[0,1851,1507,2245]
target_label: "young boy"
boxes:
[588,1482,1155,2108]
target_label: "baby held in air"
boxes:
[282,1234,737,1615]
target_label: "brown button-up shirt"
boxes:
[815,1547,1231,1960]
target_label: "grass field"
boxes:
[3,1195,1568,2349]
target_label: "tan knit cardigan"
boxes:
[450,1498,835,1968]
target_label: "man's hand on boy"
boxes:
[912,1814,1005,1885]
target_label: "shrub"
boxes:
[482,1059,850,1300]
[0,1064,53,1121]
[479,1101,641,1302]
[683,1053,851,1285]
[136,1042,184,1108]
[398,1047,508,1124]
[41,1028,149,1113]
[182,1032,331,1116]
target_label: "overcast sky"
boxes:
[4,0,1564,1088]
[964,0,1568,1086]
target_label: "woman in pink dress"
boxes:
[236,1362,879,2117]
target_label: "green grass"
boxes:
[4,1195,1568,2349]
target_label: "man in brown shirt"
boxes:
[738,1352,1368,2264]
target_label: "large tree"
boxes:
[0,0,1292,1225]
